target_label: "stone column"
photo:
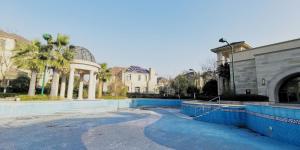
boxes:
[67,67,75,99]
[59,75,67,98]
[50,69,60,97]
[93,73,97,98]
[78,74,84,100]
[218,76,224,95]
[88,70,96,99]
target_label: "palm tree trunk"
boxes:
[59,74,66,98]
[97,80,103,98]
[50,69,60,97]
[28,71,37,96]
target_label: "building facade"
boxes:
[107,66,158,94]
[0,30,30,90]
[212,38,300,104]
[122,66,158,94]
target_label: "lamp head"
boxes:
[219,38,227,43]
[189,69,195,72]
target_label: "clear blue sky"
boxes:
[1,0,300,77]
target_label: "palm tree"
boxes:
[13,40,44,96]
[97,63,111,98]
[44,33,71,97]
[58,45,75,98]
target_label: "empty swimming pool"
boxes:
[0,99,299,150]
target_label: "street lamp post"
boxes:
[41,64,48,95]
[219,38,236,95]
[189,69,197,99]
[41,33,53,96]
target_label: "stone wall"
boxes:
[255,48,300,102]
[231,59,258,94]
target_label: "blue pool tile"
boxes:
[182,103,300,147]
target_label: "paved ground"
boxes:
[0,108,299,150]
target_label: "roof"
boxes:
[0,30,30,44]
[126,66,149,73]
[72,46,96,63]
[110,67,126,76]
[211,41,252,53]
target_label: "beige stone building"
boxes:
[212,38,300,104]
[122,66,158,93]
[0,30,30,89]
[106,66,158,94]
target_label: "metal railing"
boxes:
[192,96,222,118]
[208,95,221,104]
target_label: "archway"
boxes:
[268,67,300,103]
[278,74,300,103]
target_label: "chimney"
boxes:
[149,68,155,80]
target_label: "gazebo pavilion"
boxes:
[66,46,100,100]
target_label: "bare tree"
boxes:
[0,40,13,93]
[200,57,218,87]
[201,58,217,74]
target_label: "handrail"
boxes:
[192,96,221,118]
[193,106,222,118]
[208,96,221,104]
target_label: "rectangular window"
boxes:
[138,75,141,81]
[135,87,141,93]
[127,74,131,80]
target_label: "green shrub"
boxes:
[18,95,62,101]
[9,75,30,93]
[0,93,18,98]
[36,83,51,95]
[220,94,269,102]
[202,79,218,96]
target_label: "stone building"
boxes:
[211,38,300,104]
[0,30,30,90]
[106,66,158,94]
[157,77,169,88]
[122,66,158,94]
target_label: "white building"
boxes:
[107,66,158,94]
[122,66,158,94]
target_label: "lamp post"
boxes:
[41,33,53,95]
[219,38,236,95]
[189,69,197,99]
[41,64,48,95]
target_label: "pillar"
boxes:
[67,67,75,99]
[78,74,84,100]
[59,75,67,98]
[88,70,96,99]
[93,73,97,98]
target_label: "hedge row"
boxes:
[127,93,269,102]
[18,95,62,101]
[0,93,18,98]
